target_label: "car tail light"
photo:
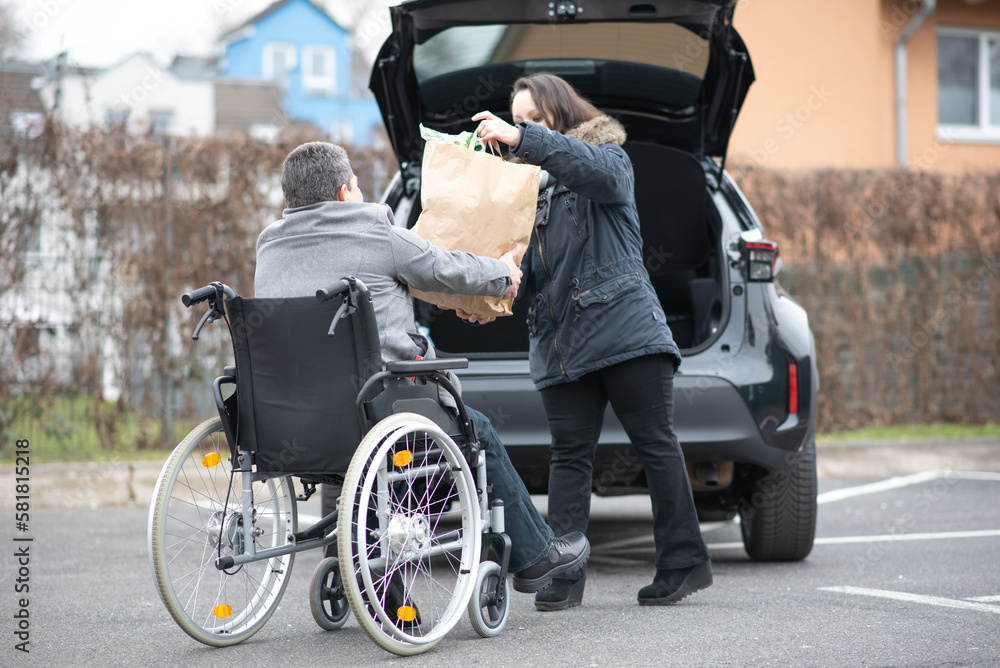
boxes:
[787,361,799,415]
[742,239,782,281]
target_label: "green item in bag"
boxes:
[419,124,484,151]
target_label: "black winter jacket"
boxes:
[511,116,681,389]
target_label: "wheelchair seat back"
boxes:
[224,295,382,482]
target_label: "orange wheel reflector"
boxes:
[393,450,413,467]
[397,605,417,622]
[213,604,233,618]
[202,452,222,468]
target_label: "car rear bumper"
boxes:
[460,369,809,493]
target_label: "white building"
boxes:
[40,52,215,136]
[34,52,286,137]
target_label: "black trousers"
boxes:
[539,354,710,570]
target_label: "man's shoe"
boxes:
[512,532,590,594]
[637,560,713,605]
[534,570,586,611]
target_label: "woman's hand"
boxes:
[473,111,521,148]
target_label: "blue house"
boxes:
[218,0,383,144]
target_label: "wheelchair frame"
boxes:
[147,279,512,655]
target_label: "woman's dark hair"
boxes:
[511,73,601,133]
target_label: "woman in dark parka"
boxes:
[469,74,712,610]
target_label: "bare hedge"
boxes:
[3,122,997,450]
[730,165,1000,431]
[1,122,396,449]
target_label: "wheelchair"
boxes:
[147,278,512,655]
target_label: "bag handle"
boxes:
[472,133,503,158]
[485,138,503,157]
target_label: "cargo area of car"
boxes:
[624,139,727,351]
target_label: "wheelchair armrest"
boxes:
[385,358,468,374]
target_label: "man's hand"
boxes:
[473,111,521,148]
[499,244,522,300]
[455,308,496,324]
[436,307,497,324]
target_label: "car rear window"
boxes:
[414,22,709,98]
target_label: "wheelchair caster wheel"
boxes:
[468,561,510,638]
[310,557,350,630]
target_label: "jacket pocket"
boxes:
[574,272,642,308]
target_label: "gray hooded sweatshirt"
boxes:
[254,200,510,367]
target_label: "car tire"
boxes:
[739,435,817,562]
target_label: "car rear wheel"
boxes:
[739,435,817,562]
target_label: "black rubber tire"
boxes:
[740,435,817,562]
[310,557,350,630]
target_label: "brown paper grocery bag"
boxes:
[408,140,541,317]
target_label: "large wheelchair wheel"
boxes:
[338,413,482,655]
[148,417,297,646]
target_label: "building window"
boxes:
[10,111,45,138]
[334,119,354,144]
[148,110,173,137]
[302,45,335,96]
[263,43,297,84]
[15,325,40,361]
[937,28,1000,142]
[105,107,130,132]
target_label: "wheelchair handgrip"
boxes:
[316,280,351,303]
[182,285,217,307]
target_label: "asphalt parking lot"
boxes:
[2,441,998,666]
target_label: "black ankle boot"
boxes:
[637,560,712,605]
[534,569,586,611]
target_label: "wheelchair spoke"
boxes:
[150,418,296,646]
[339,414,482,655]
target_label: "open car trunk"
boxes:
[372,0,751,356]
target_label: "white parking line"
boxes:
[303,470,1000,545]
[817,470,945,504]
[820,586,1000,614]
[707,528,1000,551]
[817,469,1000,505]
[966,595,1000,603]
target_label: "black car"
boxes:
[369,0,819,561]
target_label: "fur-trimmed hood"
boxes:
[566,115,627,147]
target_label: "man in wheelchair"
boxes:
[255,141,590,601]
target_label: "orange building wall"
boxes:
[728,0,895,169]
[729,0,1000,171]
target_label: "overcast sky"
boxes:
[8,0,393,67]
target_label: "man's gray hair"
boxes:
[281,142,353,208]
